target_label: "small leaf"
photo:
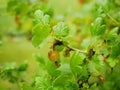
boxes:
[107,27,118,40]
[90,17,106,36]
[53,22,69,38]
[34,10,50,24]
[46,60,60,77]
[53,74,69,87]
[90,83,97,90]
[35,77,52,90]
[34,54,45,68]
[18,61,28,71]
[54,45,64,52]
[70,52,85,77]
[34,10,44,20]
[107,58,118,68]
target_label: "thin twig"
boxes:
[54,38,87,54]
[65,45,87,54]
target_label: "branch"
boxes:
[65,45,87,54]
[54,38,87,54]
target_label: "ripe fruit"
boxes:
[48,50,60,61]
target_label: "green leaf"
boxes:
[107,58,118,68]
[35,77,52,90]
[35,10,44,19]
[34,54,45,67]
[88,61,100,76]
[111,42,120,58]
[53,74,69,87]
[34,10,50,24]
[107,27,118,40]
[90,83,97,90]
[46,60,60,77]
[32,24,51,47]
[54,45,64,52]
[21,83,34,90]
[53,22,69,38]
[18,61,28,71]
[90,17,106,36]
[70,52,85,77]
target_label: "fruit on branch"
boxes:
[48,50,60,61]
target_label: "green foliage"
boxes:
[53,22,69,39]
[106,27,118,41]
[1,0,120,90]
[34,10,50,25]
[35,77,52,90]
[0,61,28,83]
[90,17,106,36]
[32,24,51,47]
[111,42,120,58]
[32,10,51,47]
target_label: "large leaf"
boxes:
[32,24,51,47]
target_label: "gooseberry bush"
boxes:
[0,0,120,90]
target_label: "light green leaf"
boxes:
[90,17,106,36]
[32,24,51,47]
[34,54,45,69]
[34,10,50,24]
[70,52,85,77]
[107,27,118,40]
[54,45,64,52]
[107,58,118,68]
[35,77,52,90]
[46,60,60,77]
[53,22,69,38]
[34,10,44,20]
